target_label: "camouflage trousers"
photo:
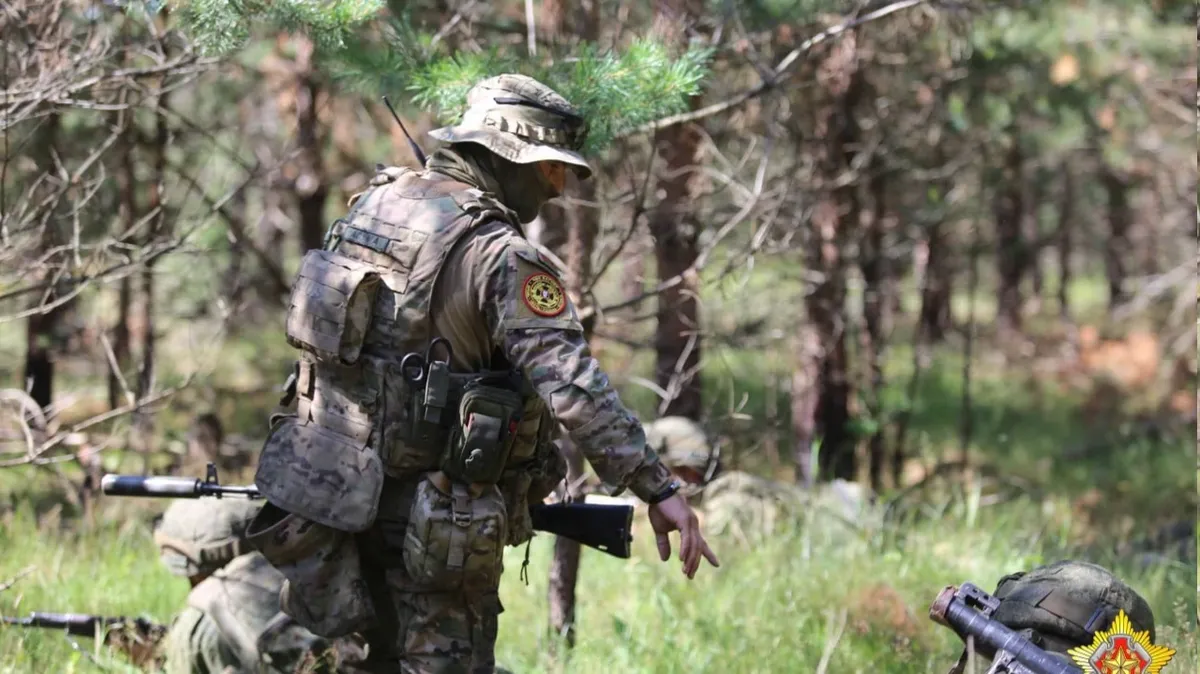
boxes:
[351,479,504,674]
[162,606,239,674]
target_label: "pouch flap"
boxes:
[286,249,382,365]
[255,417,384,532]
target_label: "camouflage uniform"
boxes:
[251,74,676,674]
[651,418,875,541]
[948,560,1158,673]
[155,499,336,674]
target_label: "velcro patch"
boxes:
[522,272,566,317]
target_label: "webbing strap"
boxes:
[295,360,315,422]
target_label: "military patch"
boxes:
[522,272,566,317]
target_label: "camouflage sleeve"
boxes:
[473,230,674,502]
[162,607,238,674]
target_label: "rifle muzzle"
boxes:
[101,475,202,498]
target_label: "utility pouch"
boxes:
[376,364,446,475]
[246,503,376,639]
[441,385,523,485]
[285,250,381,366]
[497,469,534,546]
[402,472,507,594]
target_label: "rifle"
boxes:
[1,612,167,667]
[929,583,1083,674]
[101,463,635,559]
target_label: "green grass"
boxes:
[0,487,1193,673]
[0,504,184,674]
[0,259,1193,673]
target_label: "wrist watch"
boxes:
[647,479,682,505]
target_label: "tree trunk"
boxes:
[134,10,172,464]
[1057,162,1074,320]
[110,96,137,410]
[792,32,860,485]
[292,35,328,254]
[919,221,952,344]
[1100,166,1131,311]
[994,130,1025,336]
[918,143,953,344]
[648,0,704,421]
[859,162,889,492]
[539,0,565,42]
[649,141,703,420]
[23,113,63,411]
[1025,167,1045,315]
[545,2,601,654]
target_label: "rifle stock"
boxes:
[102,465,636,559]
[529,501,635,559]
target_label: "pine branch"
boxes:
[168,0,385,55]
[166,4,712,155]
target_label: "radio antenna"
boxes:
[382,95,427,167]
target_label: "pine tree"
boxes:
[166,2,713,156]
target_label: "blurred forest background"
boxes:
[0,1,1196,672]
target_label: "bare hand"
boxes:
[648,493,720,579]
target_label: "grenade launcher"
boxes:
[929,583,1083,674]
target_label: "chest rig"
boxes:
[265,166,559,550]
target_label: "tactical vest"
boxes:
[187,552,328,674]
[267,166,560,547]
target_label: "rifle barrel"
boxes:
[1,612,127,637]
[102,475,203,498]
[101,475,261,499]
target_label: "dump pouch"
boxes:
[255,415,384,533]
[285,250,382,366]
[441,385,524,485]
[402,472,507,594]
[246,503,376,639]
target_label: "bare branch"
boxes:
[618,0,937,139]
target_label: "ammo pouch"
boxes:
[440,384,524,485]
[402,472,507,594]
[247,503,376,639]
[285,249,382,367]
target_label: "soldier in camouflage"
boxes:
[252,73,718,674]
[947,560,1159,673]
[650,416,876,541]
[649,416,809,539]
[155,499,340,674]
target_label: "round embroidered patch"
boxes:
[522,272,566,317]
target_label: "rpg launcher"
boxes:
[929,583,1083,674]
[101,463,635,559]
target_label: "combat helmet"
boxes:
[153,498,262,578]
[949,560,1156,673]
[428,74,592,180]
[645,416,719,484]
